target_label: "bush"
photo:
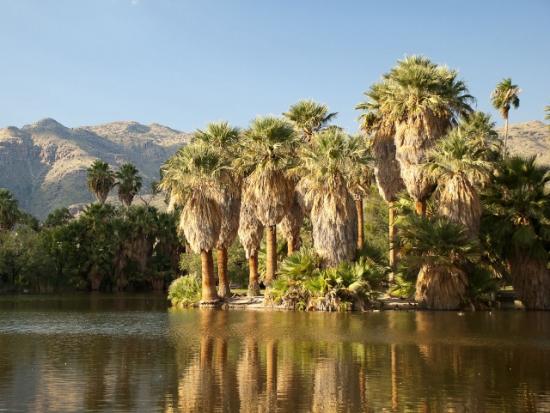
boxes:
[167,274,201,307]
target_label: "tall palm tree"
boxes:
[279,100,337,256]
[399,215,480,310]
[238,191,264,296]
[87,160,115,204]
[194,121,241,298]
[235,117,297,285]
[491,78,521,156]
[283,100,337,141]
[345,134,373,251]
[356,107,404,270]
[115,163,142,207]
[368,56,474,215]
[482,156,550,310]
[297,129,368,266]
[0,189,20,231]
[425,128,493,236]
[545,105,550,124]
[160,143,229,304]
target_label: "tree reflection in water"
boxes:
[0,304,549,412]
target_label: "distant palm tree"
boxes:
[0,189,20,231]
[87,160,115,204]
[399,215,480,310]
[194,121,241,298]
[235,117,297,285]
[482,156,550,309]
[297,129,368,266]
[160,143,230,304]
[491,78,521,156]
[283,100,337,141]
[115,163,142,207]
[545,105,550,124]
[366,56,474,215]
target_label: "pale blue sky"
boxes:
[0,0,548,133]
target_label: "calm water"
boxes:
[0,295,549,412]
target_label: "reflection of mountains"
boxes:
[1,310,549,412]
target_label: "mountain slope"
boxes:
[0,118,190,218]
[502,121,550,166]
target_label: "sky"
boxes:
[0,0,548,133]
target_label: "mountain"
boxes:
[502,121,550,166]
[0,118,191,218]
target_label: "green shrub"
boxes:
[167,274,201,307]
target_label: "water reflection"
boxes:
[0,298,549,412]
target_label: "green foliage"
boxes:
[87,160,115,204]
[491,78,520,118]
[168,274,201,307]
[115,163,143,207]
[362,186,389,264]
[0,189,20,232]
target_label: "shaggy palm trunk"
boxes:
[216,247,230,299]
[286,238,295,256]
[200,250,219,304]
[415,200,426,216]
[265,225,277,285]
[247,254,260,296]
[510,254,550,310]
[415,264,468,310]
[355,199,364,250]
[388,202,397,275]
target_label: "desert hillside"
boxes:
[502,120,550,166]
[0,118,190,218]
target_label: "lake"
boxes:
[0,295,549,412]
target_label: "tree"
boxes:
[0,189,20,232]
[356,104,404,271]
[160,143,229,304]
[491,78,520,156]
[43,208,73,228]
[399,215,480,310]
[283,100,337,141]
[236,117,297,285]
[87,160,115,204]
[545,105,550,125]
[482,156,550,309]
[238,192,264,296]
[115,163,142,207]
[297,129,367,266]
[367,56,474,215]
[194,122,241,298]
[425,127,493,236]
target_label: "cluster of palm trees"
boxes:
[158,55,548,310]
[86,160,143,207]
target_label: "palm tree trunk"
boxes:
[200,250,219,304]
[388,202,397,277]
[355,198,364,250]
[247,253,260,296]
[415,200,426,216]
[503,116,509,157]
[217,247,230,299]
[265,225,277,285]
[287,237,294,256]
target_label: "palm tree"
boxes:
[160,143,229,304]
[194,121,241,298]
[345,134,373,251]
[368,56,474,215]
[115,163,142,207]
[399,215,480,310]
[297,129,368,266]
[482,156,550,309]
[235,117,297,285]
[425,127,493,235]
[87,160,115,204]
[238,191,264,296]
[491,78,520,156]
[545,105,550,124]
[356,107,404,271]
[283,100,337,141]
[0,189,20,231]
